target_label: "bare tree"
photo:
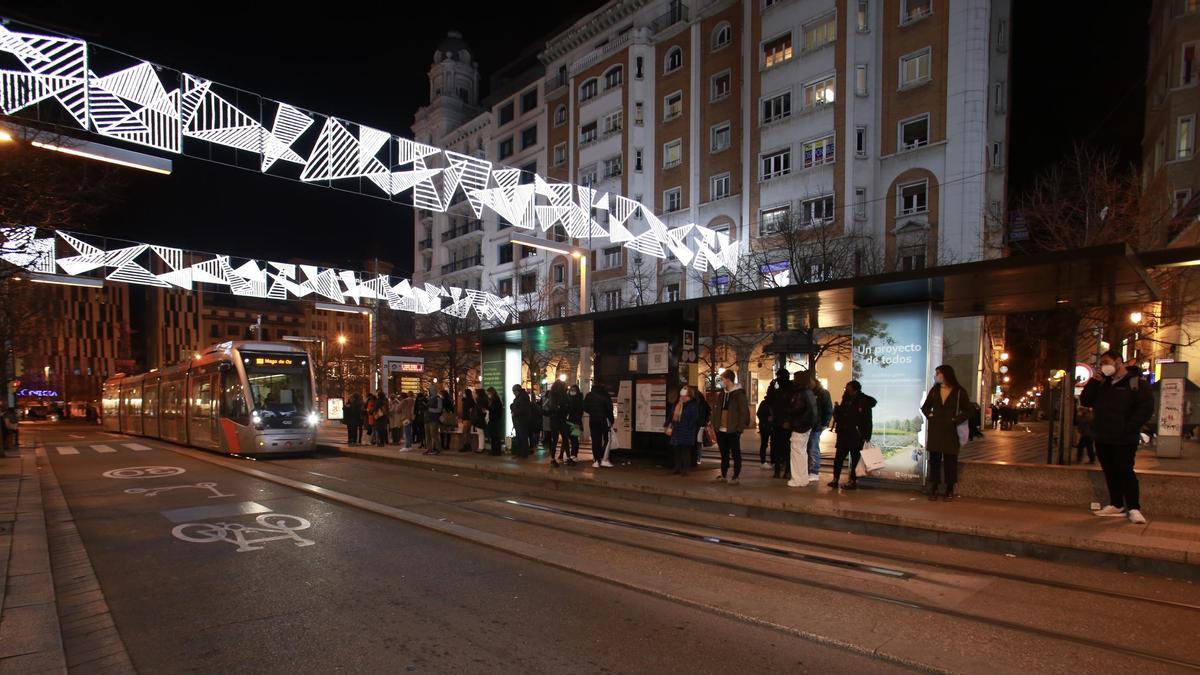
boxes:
[625,254,657,307]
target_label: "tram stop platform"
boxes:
[318,428,1200,580]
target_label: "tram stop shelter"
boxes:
[422,243,1179,486]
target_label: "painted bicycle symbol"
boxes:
[102,466,186,479]
[124,482,233,499]
[171,513,314,553]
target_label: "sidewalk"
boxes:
[318,428,1200,578]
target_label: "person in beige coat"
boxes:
[395,393,415,450]
[712,369,750,484]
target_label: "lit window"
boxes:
[803,76,836,108]
[1179,116,1195,159]
[711,122,731,152]
[898,181,928,215]
[900,49,932,87]
[855,64,868,96]
[663,139,683,168]
[761,148,791,180]
[902,0,932,23]
[803,14,837,51]
[664,91,683,120]
[801,135,835,168]
[764,34,793,68]
[760,206,790,235]
[857,1,869,31]
[899,115,930,150]
[1175,189,1193,215]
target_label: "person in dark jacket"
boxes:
[764,368,795,480]
[460,389,476,452]
[666,386,700,476]
[566,384,584,463]
[712,369,750,484]
[485,387,504,456]
[545,381,571,467]
[787,372,818,487]
[756,398,771,468]
[373,390,389,447]
[510,385,533,458]
[584,384,615,467]
[1074,406,1095,463]
[830,380,876,490]
[806,376,834,484]
[694,386,712,466]
[344,393,363,445]
[920,364,972,501]
[529,394,544,452]
[412,393,427,447]
[1080,352,1155,524]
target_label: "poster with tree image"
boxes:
[852,304,942,484]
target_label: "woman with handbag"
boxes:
[830,380,876,490]
[920,364,971,501]
[665,386,701,476]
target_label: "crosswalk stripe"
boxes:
[55,446,79,455]
[92,445,116,453]
[124,443,152,451]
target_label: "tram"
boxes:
[102,341,318,455]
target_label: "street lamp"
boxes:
[0,129,13,143]
[1000,352,1010,361]
[337,334,348,346]
[1130,311,1144,324]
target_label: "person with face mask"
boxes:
[665,385,700,476]
[712,369,749,484]
[830,381,876,490]
[920,365,971,501]
[1080,350,1155,524]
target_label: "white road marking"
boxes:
[171,513,314,552]
[69,434,85,439]
[92,445,117,453]
[102,466,186,479]
[55,446,79,455]
[124,443,152,451]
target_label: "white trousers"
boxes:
[788,430,812,487]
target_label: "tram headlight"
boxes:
[307,412,319,426]
[251,412,263,430]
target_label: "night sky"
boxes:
[0,1,1149,275]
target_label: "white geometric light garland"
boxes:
[0,22,740,274]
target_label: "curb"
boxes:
[323,443,1200,580]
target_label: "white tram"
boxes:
[102,341,318,455]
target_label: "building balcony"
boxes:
[441,255,483,274]
[650,4,689,35]
[419,238,434,250]
[569,31,632,77]
[442,220,484,241]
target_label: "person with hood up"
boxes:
[829,380,876,490]
[712,369,749,484]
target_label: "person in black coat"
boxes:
[584,384,615,467]
[1080,352,1155,524]
[344,393,363,446]
[485,387,504,456]
[566,384,584,462]
[764,368,795,479]
[510,385,533,458]
[545,381,571,467]
[756,398,771,468]
[829,381,876,490]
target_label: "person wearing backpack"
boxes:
[807,376,834,484]
[787,371,818,487]
[1080,351,1154,525]
[920,364,971,501]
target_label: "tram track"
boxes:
[157,447,1200,672]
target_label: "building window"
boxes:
[554,105,567,127]
[900,48,932,88]
[553,264,565,283]
[899,244,926,271]
[604,155,623,178]
[664,91,683,120]
[711,71,731,100]
[553,143,566,166]
[580,121,598,145]
[800,195,835,226]
[635,148,643,171]
[521,89,538,113]
[990,141,1004,168]
[803,14,837,51]
[855,125,867,157]
[664,283,680,302]
[1176,189,1192,215]
[712,23,732,50]
[663,139,683,168]
[993,80,1006,113]
[762,92,792,123]
[498,102,514,125]
[634,102,644,125]
[899,114,930,150]
[664,187,682,212]
[580,164,598,185]
[902,0,932,24]
[761,148,791,180]
[603,110,623,135]
[601,246,623,270]
[665,46,683,73]
[711,173,730,200]
[898,181,928,215]
[521,125,537,149]
[760,206,790,235]
[604,65,624,90]
[554,304,566,318]
[803,76,836,108]
[209,324,219,338]
[763,34,793,68]
[855,64,868,96]
[802,134,835,168]
[498,137,514,159]
[518,273,537,294]
[636,56,644,79]
[1184,43,1199,86]
[499,243,514,264]
[603,289,621,311]
[854,187,867,219]
[857,1,870,32]
[1179,115,1195,159]
[711,122,731,152]
[580,78,598,102]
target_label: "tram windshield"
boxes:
[241,352,312,423]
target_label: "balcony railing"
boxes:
[441,220,483,241]
[569,31,633,77]
[419,238,433,250]
[441,255,483,274]
[650,4,689,34]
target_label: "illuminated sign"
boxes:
[397,363,423,373]
[254,356,296,367]
[327,397,344,421]
[17,388,59,398]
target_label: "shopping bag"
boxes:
[861,442,886,472]
[855,459,868,478]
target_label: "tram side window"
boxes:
[222,374,248,424]
[192,377,212,420]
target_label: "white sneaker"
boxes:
[600,460,614,468]
[761,462,770,469]
[592,461,600,468]
[1128,509,1147,525]
[714,475,726,482]
[1095,505,1127,517]
[787,478,810,488]
[808,473,820,482]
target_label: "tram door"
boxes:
[188,368,220,449]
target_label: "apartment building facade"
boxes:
[413,0,1009,319]
[1146,0,1200,244]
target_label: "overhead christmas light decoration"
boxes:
[0,21,739,274]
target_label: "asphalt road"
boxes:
[33,424,913,674]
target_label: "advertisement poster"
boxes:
[326,397,344,421]
[1160,378,1185,437]
[634,378,668,432]
[635,381,654,432]
[648,343,669,374]
[852,304,938,484]
[613,380,632,448]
